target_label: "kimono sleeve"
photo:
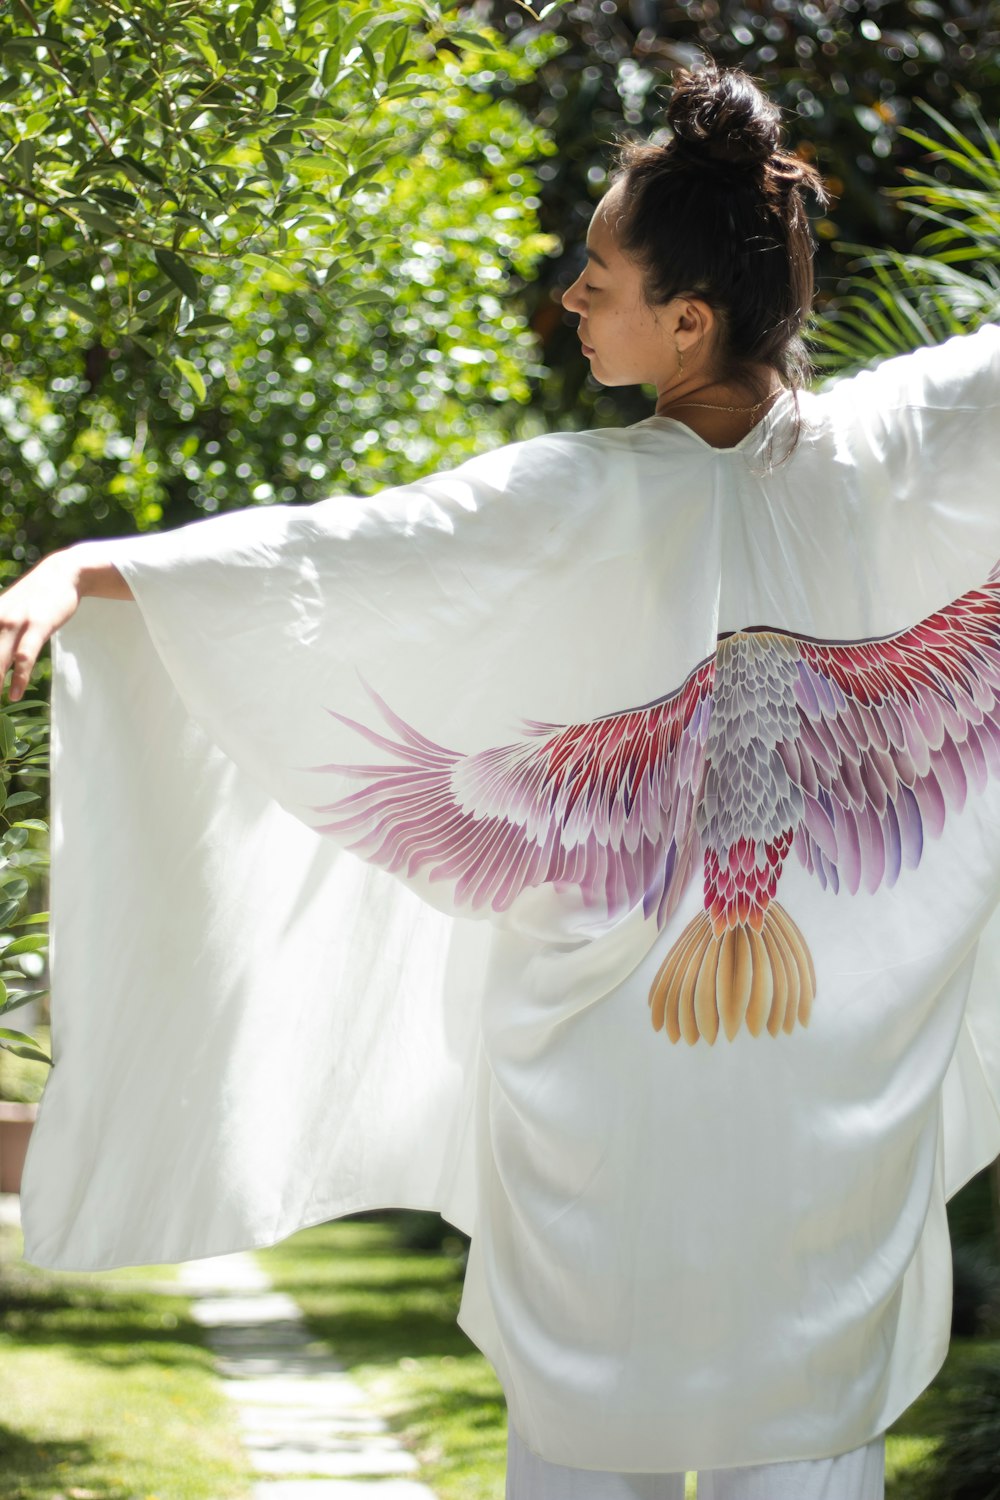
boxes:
[18,434,592,1272]
[824,323,1000,543]
[100,443,570,860]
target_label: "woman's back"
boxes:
[21,322,1000,1472]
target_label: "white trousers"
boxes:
[506,1423,886,1500]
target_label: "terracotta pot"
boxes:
[0,1101,38,1194]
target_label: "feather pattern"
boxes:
[313,663,716,932]
[311,561,1000,1046]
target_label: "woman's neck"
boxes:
[653,366,787,447]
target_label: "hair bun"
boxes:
[667,65,781,168]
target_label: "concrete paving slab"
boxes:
[251,1483,439,1500]
[248,1443,419,1477]
[236,1410,389,1438]
[191,1292,303,1324]
[220,1376,371,1409]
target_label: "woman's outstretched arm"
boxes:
[0,542,133,702]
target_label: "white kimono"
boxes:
[20,325,1000,1473]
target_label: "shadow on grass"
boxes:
[406,1375,506,1429]
[0,1421,111,1500]
[0,1256,215,1373]
[262,1218,474,1368]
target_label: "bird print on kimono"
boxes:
[312,561,1000,1046]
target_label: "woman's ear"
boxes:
[675,298,715,344]
[672,297,717,365]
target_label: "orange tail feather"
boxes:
[648,904,815,1046]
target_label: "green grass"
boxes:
[0,1222,253,1500]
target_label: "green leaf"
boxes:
[93,185,140,210]
[0,1034,51,1064]
[21,111,49,138]
[2,878,30,903]
[0,716,15,760]
[48,291,99,325]
[3,935,48,957]
[380,82,429,102]
[73,204,124,240]
[154,249,201,300]
[0,988,41,1016]
[196,38,221,71]
[383,25,409,79]
[243,252,303,291]
[92,46,110,83]
[174,355,206,401]
[0,900,20,929]
[447,28,497,51]
[0,75,21,101]
[340,162,383,195]
[4,791,40,810]
[15,140,36,177]
[259,13,285,49]
[319,44,342,86]
[182,313,230,333]
[11,820,47,834]
[116,153,165,187]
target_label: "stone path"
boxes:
[1,1195,439,1499]
[177,1251,440,1499]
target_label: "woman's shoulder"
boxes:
[439,418,674,494]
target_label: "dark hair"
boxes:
[611,63,828,453]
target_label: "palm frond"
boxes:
[812,95,1000,378]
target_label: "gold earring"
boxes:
[675,340,684,375]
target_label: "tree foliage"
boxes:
[0,688,48,1066]
[0,0,559,555]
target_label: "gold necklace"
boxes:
[657,393,782,416]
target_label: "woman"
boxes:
[6,63,1000,1500]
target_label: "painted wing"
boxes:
[783,566,1000,896]
[311,663,714,926]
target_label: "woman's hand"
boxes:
[0,544,133,703]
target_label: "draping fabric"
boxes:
[19,324,1000,1472]
[505,1422,887,1499]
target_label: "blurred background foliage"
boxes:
[812,97,1000,370]
[479,0,1000,421]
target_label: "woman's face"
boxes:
[561,184,707,393]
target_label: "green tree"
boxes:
[0,1,560,556]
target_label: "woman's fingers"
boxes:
[0,555,83,703]
[7,625,45,702]
[0,619,27,701]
